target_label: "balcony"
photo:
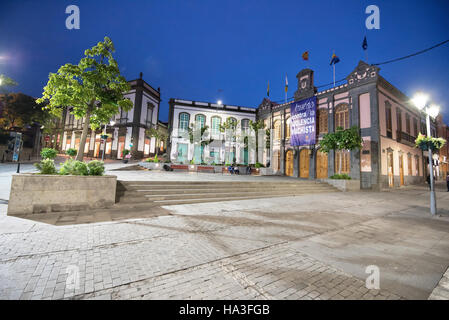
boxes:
[396,130,416,147]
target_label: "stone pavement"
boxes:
[1,172,449,299]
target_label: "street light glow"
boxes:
[217,100,222,105]
[427,104,440,118]
[110,120,116,126]
[412,93,429,110]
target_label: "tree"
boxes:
[249,119,266,164]
[0,74,18,94]
[319,126,363,174]
[220,118,239,164]
[146,126,167,150]
[36,36,133,161]
[0,93,48,130]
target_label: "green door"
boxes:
[177,143,188,164]
[194,145,204,164]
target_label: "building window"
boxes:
[195,114,206,129]
[415,156,420,176]
[211,116,221,136]
[413,118,418,136]
[120,108,128,124]
[385,101,392,138]
[396,108,402,133]
[286,117,291,139]
[335,150,350,174]
[179,112,190,132]
[406,113,410,135]
[274,120,281,140]
[241,119,250,134]
[318,109,328,134]
[146,103,154,126]
[335,104,349,130]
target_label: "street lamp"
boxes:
[101,120,116,161]
[412,92,440,215]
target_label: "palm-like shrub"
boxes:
[40,148,58,160]
[34,159,57,174]
[87,160,105,176]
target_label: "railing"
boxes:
[396,130,416,146]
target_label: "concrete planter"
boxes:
[258,167,273,176]
[320,178,360,192]
[8,174,117,215]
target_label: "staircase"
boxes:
[114,180,340,208]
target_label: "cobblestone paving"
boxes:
[1,186,449,300]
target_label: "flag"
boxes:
[267,81,270,97]
[285,74,288,93]
[362,36,368,50]
[330,53,340,65]
[302,51,309,61]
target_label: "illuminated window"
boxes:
[179,112,190,132]
[335,104,349,130]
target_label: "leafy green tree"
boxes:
[319,126,363,174]
[249,119,266,164]
[36,36,133,161]
[0,93,48,130]
[188,124,214,163]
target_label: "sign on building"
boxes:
[290,96,316,146]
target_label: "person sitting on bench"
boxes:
[228,165,234,174]
[233,164,240,175]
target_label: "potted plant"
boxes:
[122,149,130,163]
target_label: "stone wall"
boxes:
[8,174,117,215]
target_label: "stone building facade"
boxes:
[57,74,161,160]
[167,99,256,164]
[257,61,439,190]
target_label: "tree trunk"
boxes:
[75,107,91,161]
[255,134,259,164]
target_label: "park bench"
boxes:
[170,164,189,171]
[197,166,215,173]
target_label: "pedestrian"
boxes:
[246,165,252,175]
[446,173,449,192]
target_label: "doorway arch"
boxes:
[285,150,294,176]
[299,149,309,178]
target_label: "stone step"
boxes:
[117,185,335,196]
[119,183,324,191]
[150,192,336,206]
[118,180,322,187]
[116,189,337,203]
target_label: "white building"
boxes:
[59,73,161,159]
[168,99,257,165]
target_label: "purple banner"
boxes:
[290,96,316,146]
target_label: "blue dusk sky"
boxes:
[0,0,448,123]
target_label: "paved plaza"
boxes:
[1,165,449,300]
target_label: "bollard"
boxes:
[16,162,20,173]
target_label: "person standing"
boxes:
[446,173,449,192]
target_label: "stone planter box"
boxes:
[319,178,360,192]
[258,167,273,176]
[139,162,165,170]
[8,174,117,215]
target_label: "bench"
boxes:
[197,166,215,173]
[170,164,189,171]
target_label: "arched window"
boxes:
[285,117,291,139]
[179,112,190,132]
[241,119,250,134]
[194,114,206,129]
[211,116,221,136]
[335,104,349,130]
[318,109,328,134]
[274,120,281,140]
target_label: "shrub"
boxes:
[146,158,153,162]
[34,159,57,174]
[153,154,159,163]
[40,148,58,160]
[59,159,91,175]
[122,149,130,157]
[87,160,105,176]
[330,173,351,180]
[66,148,77,157]
[255,162,264,168]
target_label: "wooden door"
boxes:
[316,150,328,179]
[388,152,394,187]
[399,154,404,186]
[285,150,293,176]
[300,149,309,178]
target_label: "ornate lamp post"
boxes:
[412,93,440,215]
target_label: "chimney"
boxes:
[139,72,143,79]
